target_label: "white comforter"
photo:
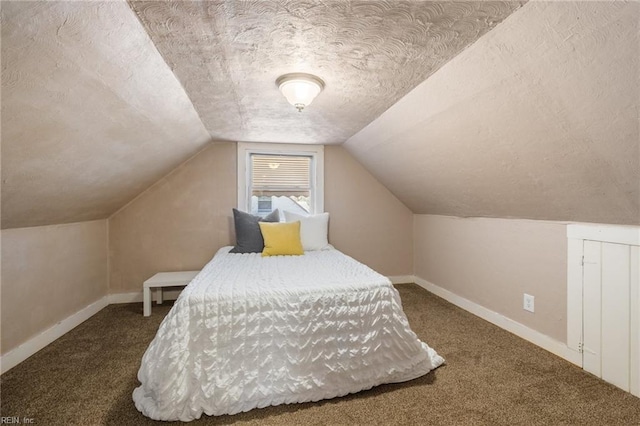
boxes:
[133,247,444,421]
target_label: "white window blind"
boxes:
[237,142,324,216]
[251,154,311,193]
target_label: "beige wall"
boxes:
[325,145,413,276]
[108,143,414,294]
[414,215,567,342]
[108,143,237,294]
[1,220,108,354]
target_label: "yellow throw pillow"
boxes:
[259,221,304,257]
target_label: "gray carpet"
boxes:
[1,284,639,425]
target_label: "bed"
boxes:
[133,246,444,421]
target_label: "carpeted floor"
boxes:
[1,284,639,425]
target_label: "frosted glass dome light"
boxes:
[276,73,325,112]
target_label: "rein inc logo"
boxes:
[0,418,34,424]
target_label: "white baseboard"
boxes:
[2,288,186,373]
[413,276,582,366]
[109,289,183,304]
[2,277,581,374]
[388,275,415,284]
[0,296,109,374]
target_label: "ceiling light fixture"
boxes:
[276,73,325,112]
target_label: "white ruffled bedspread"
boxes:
[133,247,444,421]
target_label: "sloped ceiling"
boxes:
[128,1,524,144]
[1,0,525,229]
[345,1,639,225]
[1,1,211,229]
[3,1,637,229]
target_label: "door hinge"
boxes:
[578,342,584,353]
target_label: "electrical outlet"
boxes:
[523,293,535,313]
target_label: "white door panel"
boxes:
[630,245,639,397]
[582,240,601,377]
[600,243,630,391]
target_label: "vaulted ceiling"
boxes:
[129,0,523,144]
[1,0,523,228]
[1,1,211,228]
[2,0,638,229]
[345,1,639,225]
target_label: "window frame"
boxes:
[237,142,324,215]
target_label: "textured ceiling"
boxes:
[345,1,640,225]
[129,0,525,144]
[1,1,211,228]
[1,0,527,229]
[3,0,636,229]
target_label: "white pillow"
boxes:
[283,211,329,251]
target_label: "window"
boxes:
[237,143,324,217]
[251,154,312,215]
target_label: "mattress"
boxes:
[133,246,444,421]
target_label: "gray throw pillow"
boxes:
[230,208,280,253]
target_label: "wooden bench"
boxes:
[143,271,199,316]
